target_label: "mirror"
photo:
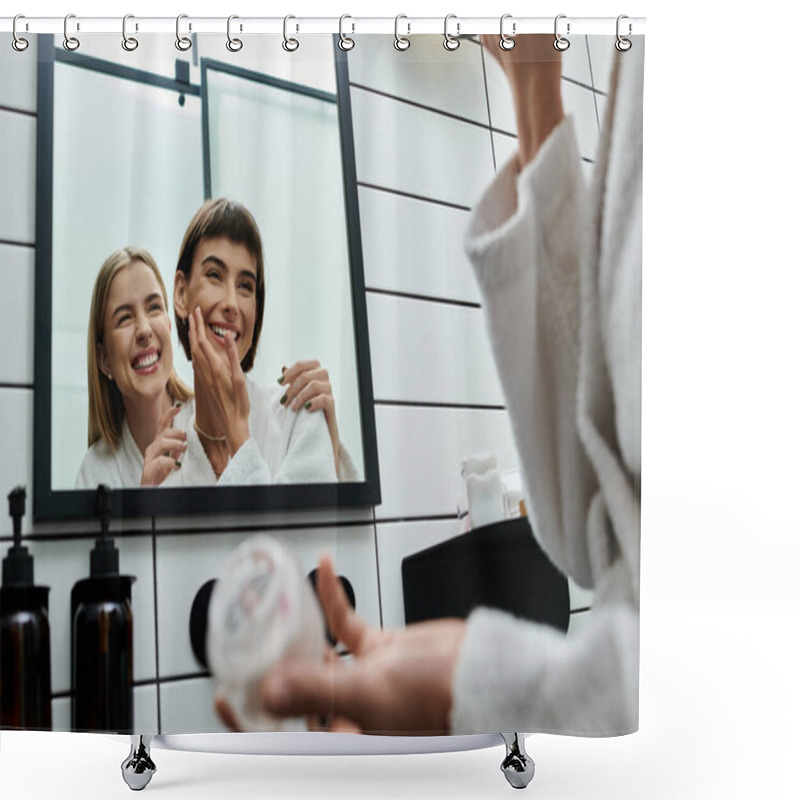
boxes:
[33,34,379,519]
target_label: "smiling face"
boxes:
[174,236,258,365]
[98,259,173,407]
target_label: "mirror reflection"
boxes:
[38,34,375,514]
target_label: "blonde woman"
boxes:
[75,247,191,488]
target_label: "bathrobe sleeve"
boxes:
[455,47,642,734]
[464,116,597,588]
[451,601,638,735]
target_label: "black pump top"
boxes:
[90,484,119,578]
[3,486,34,588]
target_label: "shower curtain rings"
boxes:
[499,14,516,51]
[283,15,299,52]
[63,14,80,51]
[122,15,139,51]
[226,15,243,52]
[616,15,632,51]
[554,15,571,51]
[338,15,355,50]
[12,15,29,51]
[394,15,410,51]
[443,14,460,51]
[176,14,192,51]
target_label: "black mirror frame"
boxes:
[33,35,380,520]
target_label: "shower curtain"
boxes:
[0,26,643,741]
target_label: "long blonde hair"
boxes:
[87,247,192,449]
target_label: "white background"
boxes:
[2,1,799,798]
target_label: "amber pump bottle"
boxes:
[0,486,52,729]
[71,485,135,733]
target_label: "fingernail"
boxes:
[277,375,285,385]
[280,394,288,405]
[175,402,182,408]
[304,402,312,410]
[282,366,287,374]
[174,460,182,469]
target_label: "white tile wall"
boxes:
[566,608,594,640]
[51,684,159,733]
[50,697,70,732]
[359,187,481,305]
[374,404,519,520]
[597,95,608,131]
[0,110,36,244]
[563,36,595,88]
[159,676,226,734]
[563,80,603,160]
[0,34,38,113]
[152,505,374,534]
[0,34,609,733]
[0,388,33,530]
[0,244,35,385]
[587,36,618,94]
[350,87,495,207]
[348,36,489,125]
[568,579,595,612]
[367,293,503,407]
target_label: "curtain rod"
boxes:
[2,15,646,37]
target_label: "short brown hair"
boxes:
[87,247,192,449]
[174,199,266,373]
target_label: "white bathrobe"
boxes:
[75,377,348,488]
[451,44,643,736]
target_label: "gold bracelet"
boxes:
[193,421,227,442]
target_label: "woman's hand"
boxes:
[140,404,187,486]
[480,34,564,169]
[214,555,466,735]
[278,360,341,475]
[214,555,465,734]
[188,307,250,464]
[214,644,361,735]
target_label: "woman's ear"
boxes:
[97,343,111,380]
[174,270,188,321]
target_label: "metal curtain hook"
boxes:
[122,14,139,51]
[443,14,460,51]
[63,13,80,51]
[394,14,410,51]
[554,14,571,51]
[226,15,243,52]
[176,14,192,51]
[12,15,29,51]
[338,14,355,50]
[616,14,632,51]
[499,14,516,51]
[283,15,299,52]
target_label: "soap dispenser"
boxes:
[0,486,52,729]
[71,485,136,733]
